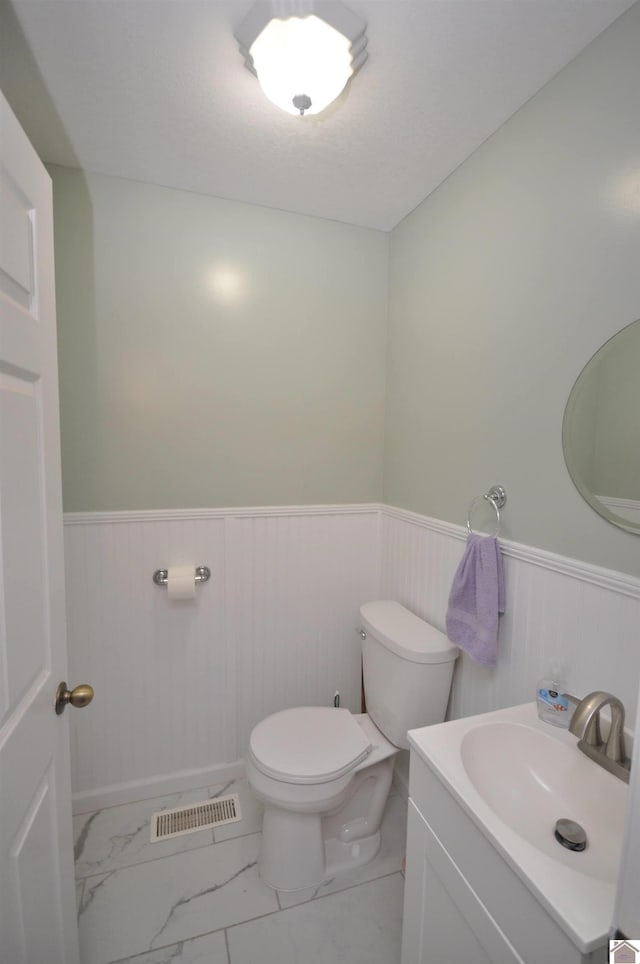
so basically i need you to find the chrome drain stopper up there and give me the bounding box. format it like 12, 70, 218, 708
554, 818, 587, 852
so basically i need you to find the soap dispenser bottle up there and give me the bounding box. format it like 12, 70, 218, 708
536, 663, 572, 728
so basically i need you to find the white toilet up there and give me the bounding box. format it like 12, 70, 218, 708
246, 600, 459, 892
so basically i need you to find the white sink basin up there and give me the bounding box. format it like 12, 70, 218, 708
408, 702, 630, 954
460, 719, 625, 882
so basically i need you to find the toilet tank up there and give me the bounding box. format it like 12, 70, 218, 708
360, 600, 458, 749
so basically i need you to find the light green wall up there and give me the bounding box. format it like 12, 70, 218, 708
384, 2, 640, 576
51, 2, 640, 575
51, 167, 388, 511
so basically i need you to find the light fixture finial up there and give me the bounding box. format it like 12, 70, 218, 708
292, 94, 312, 115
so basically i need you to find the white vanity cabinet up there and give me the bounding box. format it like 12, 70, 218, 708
401, 745, 608, 964
403, 798, 525, 964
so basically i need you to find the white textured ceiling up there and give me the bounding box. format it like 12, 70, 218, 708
0, 0, 635, 230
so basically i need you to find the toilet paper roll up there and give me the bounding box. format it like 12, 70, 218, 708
166, 566, 196, 600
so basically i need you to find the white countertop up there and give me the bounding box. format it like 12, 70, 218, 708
408, 701, 628, 953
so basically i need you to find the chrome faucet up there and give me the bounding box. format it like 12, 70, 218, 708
569, 690, 630, 783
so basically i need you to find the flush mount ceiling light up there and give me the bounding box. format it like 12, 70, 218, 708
235, 1, 368, 117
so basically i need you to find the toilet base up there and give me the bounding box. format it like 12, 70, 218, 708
323, 829, 381, 881
257, 754, 394, 892
259, 807, 325, 892
259, 820, 382, 893
249, 714, 397, 893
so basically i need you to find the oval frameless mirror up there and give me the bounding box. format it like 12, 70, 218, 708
563, 318, 640, 533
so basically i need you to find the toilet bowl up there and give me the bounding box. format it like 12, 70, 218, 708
246, 600, 458, 892
247, 708, 397, 890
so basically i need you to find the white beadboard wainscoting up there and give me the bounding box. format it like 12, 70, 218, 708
64, 503, 640, 812
64, 505, 380, 811
381, 506, 640, 727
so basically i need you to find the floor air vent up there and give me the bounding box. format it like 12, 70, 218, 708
150, 794, 242, 842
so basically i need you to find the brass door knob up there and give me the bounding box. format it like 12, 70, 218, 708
55, 681, 94, 715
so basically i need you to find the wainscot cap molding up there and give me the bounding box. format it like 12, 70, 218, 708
382, 504, 640, 601
63, 503, 384, 526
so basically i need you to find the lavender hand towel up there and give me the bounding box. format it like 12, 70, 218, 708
445, 533, 505, 666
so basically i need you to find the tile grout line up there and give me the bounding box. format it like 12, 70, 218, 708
75, 783, 261, 879
102, 904, 280, 964
78, 817, 267, 879
72, 781, 228, 817
272, 869, 405, 914
74, 832, 224, 881
210, 826, 264, 847
99, 870, 405, 964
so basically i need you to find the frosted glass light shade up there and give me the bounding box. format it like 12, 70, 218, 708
250, 15, 353, 116
235, 2, 368, 118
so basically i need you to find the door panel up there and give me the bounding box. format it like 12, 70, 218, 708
0, 90, 79, 964
0, 374, 48, 715
0, 168, 35, 308
9, 771, 62, 964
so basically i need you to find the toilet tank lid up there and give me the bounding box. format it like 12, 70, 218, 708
360, 601, 458, 665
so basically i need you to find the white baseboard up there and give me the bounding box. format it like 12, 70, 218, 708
72, 759, 245, 814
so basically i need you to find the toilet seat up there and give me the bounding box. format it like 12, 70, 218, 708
249, 707, 373, 785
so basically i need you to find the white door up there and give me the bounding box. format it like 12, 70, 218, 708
0, 91, 81, 964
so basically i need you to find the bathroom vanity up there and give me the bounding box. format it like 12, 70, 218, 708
401, 703, 627, 964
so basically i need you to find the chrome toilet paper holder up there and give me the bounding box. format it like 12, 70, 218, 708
153, 566, 211, 587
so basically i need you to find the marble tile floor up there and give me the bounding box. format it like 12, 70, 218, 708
74, 776, 407, 964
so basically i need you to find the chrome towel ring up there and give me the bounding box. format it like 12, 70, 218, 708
466, 485, 507, 537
